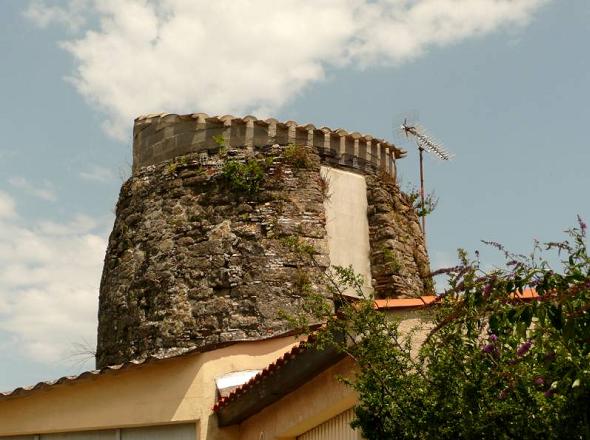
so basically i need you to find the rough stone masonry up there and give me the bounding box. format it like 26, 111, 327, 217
96, 114, 431, 368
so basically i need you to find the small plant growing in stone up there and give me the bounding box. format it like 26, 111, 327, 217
293, 267, 313, 295
213, 134, 228, 157
165, 155, 194, 176
166, 161, 178, 175
284, 144, 313, 169
221, 159, 267, 195
405, 186, 438, 217
177, 155, 189, 166
319, 172, 331, 201
382, 247, 403, 274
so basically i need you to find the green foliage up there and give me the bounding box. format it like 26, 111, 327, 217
221, 159, 267, 194
405, 186, 439, 217
382, 246, 403, 274
282, 235, 317, 256
212, 134, 228, 157
166, 162, 178, 175
284, 144, 313, 169
289, 219, 590, 439
165, 154, 193, 175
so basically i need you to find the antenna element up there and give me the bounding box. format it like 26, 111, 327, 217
399, 119, 452, 245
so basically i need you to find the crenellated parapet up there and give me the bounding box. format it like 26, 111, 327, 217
133, 113, 406, 176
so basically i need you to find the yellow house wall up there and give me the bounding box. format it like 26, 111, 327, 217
238, 357, 358, 440
0, 336, 298, 440
0, 308, 431, 440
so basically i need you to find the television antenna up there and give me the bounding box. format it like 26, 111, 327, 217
399, 118, 452, 244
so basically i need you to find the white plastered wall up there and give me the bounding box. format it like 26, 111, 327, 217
321, 166, 372, 297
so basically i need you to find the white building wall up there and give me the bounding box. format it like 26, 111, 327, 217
321, 166, 372, 297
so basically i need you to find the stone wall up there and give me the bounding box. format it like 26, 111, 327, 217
97, 146, 329, 368
366, 173, 433, 298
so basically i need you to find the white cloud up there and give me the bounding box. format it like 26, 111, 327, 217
26, 0, 548, 141
23, 0, 89, 32
8, 176, 57, 202
0, 196, 109, 364
0, 192, 16, 219
79, 165, 116, 183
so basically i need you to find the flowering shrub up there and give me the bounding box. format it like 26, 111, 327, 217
287, 217, 589, 439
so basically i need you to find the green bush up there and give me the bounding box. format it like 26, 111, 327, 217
284, 144, 313, 169
288, 218, 590, 439
221, 159, 267, 194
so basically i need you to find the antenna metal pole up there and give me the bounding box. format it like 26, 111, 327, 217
419, 146, 426, 244
400, 118, 450, 248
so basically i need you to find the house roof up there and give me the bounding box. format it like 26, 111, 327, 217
213, 336, 310, 413
0, 329, 304, 402
1, 355, 169, 400
213, 290, 542, 424
213, 337, 304, 412
1, 297, 435, 402
374, 295, 437, 309
214, 334, 347, 427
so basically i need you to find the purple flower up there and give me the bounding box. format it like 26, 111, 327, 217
489, 334, 498, 342
483, 283, 492, 296
534, 376, 544, 386
544, 389, 555, 398
483, 344, 495, 353
578, 215, 587, 234
517, 340, 532, 357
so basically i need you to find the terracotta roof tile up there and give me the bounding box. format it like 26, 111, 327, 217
213, 336, 313, 412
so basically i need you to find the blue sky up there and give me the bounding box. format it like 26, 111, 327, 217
0, 0, 588, 391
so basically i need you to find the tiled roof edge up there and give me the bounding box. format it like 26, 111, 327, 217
213, 335, 314, 412
0, 329, 306, 401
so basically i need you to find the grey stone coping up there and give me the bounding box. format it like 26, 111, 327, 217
132, 112, 406, 173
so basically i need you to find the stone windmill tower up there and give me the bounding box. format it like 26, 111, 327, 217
96, 113, 431, 369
